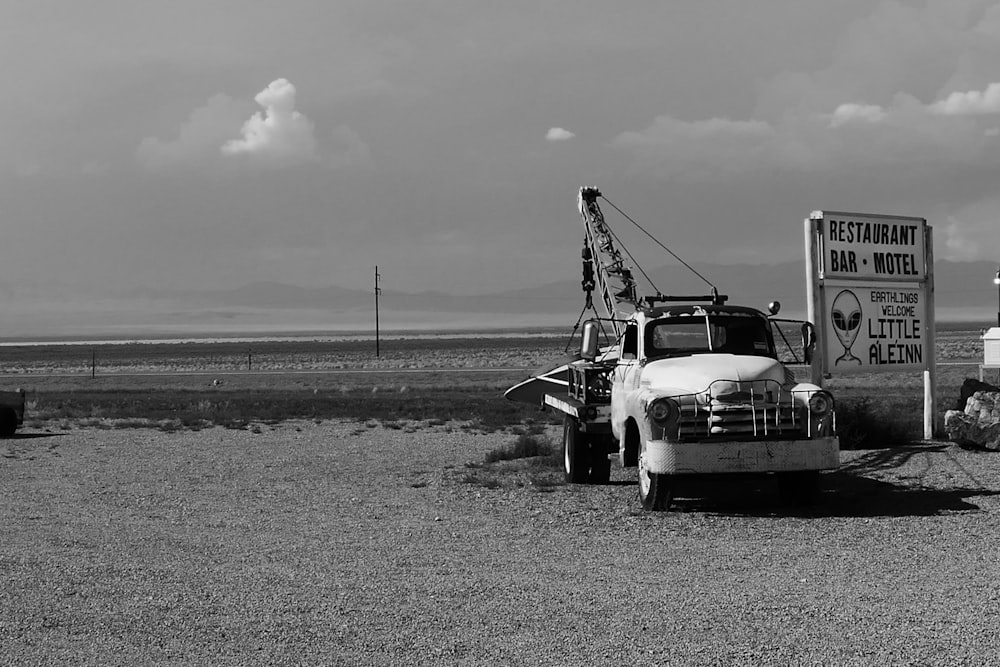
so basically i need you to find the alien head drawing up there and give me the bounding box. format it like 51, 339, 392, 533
831, 289, 863, 365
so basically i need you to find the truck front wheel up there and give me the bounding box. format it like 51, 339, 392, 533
638, 455, 673, 511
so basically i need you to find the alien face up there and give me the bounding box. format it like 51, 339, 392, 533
831, 290, 862, 350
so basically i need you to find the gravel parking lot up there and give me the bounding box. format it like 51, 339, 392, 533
3, 422, 1000, 666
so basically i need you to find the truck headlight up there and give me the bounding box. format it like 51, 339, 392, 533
808, 392, 833, 416
648, 398, 679, 424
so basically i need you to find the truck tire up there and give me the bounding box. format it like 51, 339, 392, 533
777, 471, 821, 506
0, 406, 17, 437
563, 416, 591, 483
638, 454, 672, 511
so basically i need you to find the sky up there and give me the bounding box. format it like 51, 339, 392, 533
2, 0, 1000, 333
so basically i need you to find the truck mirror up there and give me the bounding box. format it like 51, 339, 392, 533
768, 301, 781, 316
581, 320, 599, 361
801, 322, 816, 364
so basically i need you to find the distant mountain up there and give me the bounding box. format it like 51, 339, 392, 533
443, 259, 1000, 316
140, 260, 1000, 320
3, 259, 996, 340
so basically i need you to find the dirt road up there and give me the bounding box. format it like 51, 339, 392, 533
3, 422, 1000, 665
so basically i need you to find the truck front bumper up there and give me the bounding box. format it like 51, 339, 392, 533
644, 437, 840, 475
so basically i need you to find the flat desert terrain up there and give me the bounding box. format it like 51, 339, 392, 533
4, 419, 1000, 666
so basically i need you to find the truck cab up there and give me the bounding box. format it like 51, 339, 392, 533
608, 304, 838, 509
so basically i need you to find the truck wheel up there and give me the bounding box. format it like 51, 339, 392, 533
563, 416, 591, 483
638, 455, 672, 511
777, 471, 821, 506
0, 406, 17, 437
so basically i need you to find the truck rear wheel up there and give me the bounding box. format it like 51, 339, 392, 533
563, 416, 591, 483
0, 406, 17, 437
638, 455, 672, 511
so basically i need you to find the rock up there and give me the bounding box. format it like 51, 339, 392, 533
944, 391, 1000, 450
954, 378, 1000, 411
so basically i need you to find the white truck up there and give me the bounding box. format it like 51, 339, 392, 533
507, 187, 839, 510
0, 389, 26, 437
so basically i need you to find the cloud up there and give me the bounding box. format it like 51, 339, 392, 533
545, 127, 575, 142
137, 93, 248, 169
138, 79, 367, 171
614, 77, 1000, 183
928, 82, 1000, 116
828, 103, 887, 127
824, 82, 1000, 126
221, 78, 318, 167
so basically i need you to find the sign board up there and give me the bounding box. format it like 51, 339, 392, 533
805, 210, 936, 437
821, 212, 926, 282
822, 282, 926, 373
809, 210, 932, 377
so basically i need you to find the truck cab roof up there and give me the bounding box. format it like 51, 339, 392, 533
637, 304, 767, 320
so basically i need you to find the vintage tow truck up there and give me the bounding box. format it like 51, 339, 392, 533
506, 188, 840, 510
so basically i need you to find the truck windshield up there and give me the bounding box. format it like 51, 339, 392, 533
646, 315, 774, 358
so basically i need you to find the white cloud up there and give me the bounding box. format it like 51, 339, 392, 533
828, 103, 887, 127
928, 82, 1000, 116
545, 127, 575, 142
137, 94, 247, 169
138, 79, 367, 172
221, 78, 318, 167
615, 76, 1000, 183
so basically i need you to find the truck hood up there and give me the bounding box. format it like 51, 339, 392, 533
639, 354, 789, 396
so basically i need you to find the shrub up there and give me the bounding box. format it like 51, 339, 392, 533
484, 433, 559, 465
25, 385, 562, 432
836, 397, 915, 449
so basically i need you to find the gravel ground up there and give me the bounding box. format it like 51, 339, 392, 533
3, 422, 1000, 666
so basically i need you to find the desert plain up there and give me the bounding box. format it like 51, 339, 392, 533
2, 327, 1000, 665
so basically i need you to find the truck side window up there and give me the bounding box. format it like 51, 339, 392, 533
622, 324, 638, 359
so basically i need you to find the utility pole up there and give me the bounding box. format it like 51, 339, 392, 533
374, 265, 382, 357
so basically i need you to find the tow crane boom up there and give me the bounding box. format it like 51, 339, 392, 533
577, 187, 637, 341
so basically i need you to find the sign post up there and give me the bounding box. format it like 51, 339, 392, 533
805, 211, 936, 439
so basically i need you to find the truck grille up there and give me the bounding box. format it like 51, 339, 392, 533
675, 379, 803, 442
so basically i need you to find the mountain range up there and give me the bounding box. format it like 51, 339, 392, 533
148, 259, 1000, 321
3, 259, 996, 340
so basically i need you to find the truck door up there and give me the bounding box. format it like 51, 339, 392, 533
611, 321, 641, 437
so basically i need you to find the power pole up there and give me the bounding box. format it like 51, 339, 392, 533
374, 266, 382, 357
